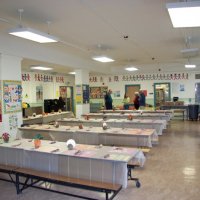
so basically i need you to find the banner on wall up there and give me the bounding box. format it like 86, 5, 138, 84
3, 80, 22, 113
89, 73, 189, 83
36, 86, 43, 102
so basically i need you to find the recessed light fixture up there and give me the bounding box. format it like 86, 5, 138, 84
125, 67, 138, 71
68, 72, 76, 75
30, 66, 53, 71
9, 27, 59, 43
166, 1, 200, 28
92, 56, 114, 63
185, 64, 196, 68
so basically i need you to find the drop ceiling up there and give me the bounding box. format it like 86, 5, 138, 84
1, 0, 200, 74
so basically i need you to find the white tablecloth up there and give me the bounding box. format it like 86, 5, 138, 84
19, 125, 158, 148
0, 139, 145, 188
23, 111, 74, 125
100, 110, 174, 118
83, 113, 170, 122
58, 118, 166, 135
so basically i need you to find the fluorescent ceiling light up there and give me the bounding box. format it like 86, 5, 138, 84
125, 67, 138, 71
9, 27, 58, 43
185, 64, 196, 68
30, 66, 53, 71
92, 56, 114, 63
166, 1, 200, 28
68, 72, 76, 75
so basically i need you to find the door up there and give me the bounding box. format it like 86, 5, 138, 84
59, 86, 74, 112
195, 83, 200, 103
125, 85, 140, 102
154, 83, 171, 108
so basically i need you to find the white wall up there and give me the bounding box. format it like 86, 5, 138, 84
89, 72, 199, 105
22, 72, 75, 105
0, 54, 23, 137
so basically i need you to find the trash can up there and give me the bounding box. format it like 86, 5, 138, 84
188, 104, 199, 120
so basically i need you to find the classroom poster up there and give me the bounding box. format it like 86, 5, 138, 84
76, 85, 82, 104
3, 80, 22, 113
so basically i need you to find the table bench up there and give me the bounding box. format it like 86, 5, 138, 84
0, 164, 122, 200
173, 109, 185, 120
0, 164, 17, 183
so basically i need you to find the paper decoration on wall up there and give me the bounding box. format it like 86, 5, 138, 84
9, 114, 18, 130
34, 74, 53, 82
36, 86, 43, 102
0, 80, 2, 122
89, 77, 98, 82
56, 76, 64, 83
114, 76, 119, 82
121, 73, 189, 81
90, 73, 189, 83
22, 73, 30, 81
90, 86, 108, 99
3, 80, 22, 113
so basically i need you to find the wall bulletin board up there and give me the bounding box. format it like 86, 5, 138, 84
90, 86, 108, 99
3, 80, 22, 113
82, 84, 89, 104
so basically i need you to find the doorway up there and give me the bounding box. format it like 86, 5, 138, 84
59, 86, 74, 112
154, 83, 171, 108
125, 84, 141, 102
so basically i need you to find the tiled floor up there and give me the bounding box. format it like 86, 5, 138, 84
1, 120, 200, 200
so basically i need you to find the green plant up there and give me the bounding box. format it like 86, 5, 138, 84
34, 134, 43, 140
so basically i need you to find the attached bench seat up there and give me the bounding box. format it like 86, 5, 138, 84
0, 164, 18, 183
1, 165, 122, 200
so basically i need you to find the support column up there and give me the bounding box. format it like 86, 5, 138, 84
75, 69, 89, 118
0, 53, 22, 138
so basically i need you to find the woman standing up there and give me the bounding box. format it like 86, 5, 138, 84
123, 93, 130, 110
104, 89, 113, 110
133, 92, 140, 110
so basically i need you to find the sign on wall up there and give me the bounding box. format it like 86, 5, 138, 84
3, 80, 22, 113
76, 85, 82, 104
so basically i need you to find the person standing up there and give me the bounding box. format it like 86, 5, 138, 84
139, 90, 146, 110
133, 92, 140, 110
123, 93, 130, 110
58, 96, 65, 111
104, 89, 113, 110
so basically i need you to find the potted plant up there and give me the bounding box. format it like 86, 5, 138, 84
33, 134, 43, 148
85, 115, 90, 120
2, 132, 10, 143
78, 124, 83, 129
128, 114, 133, 120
